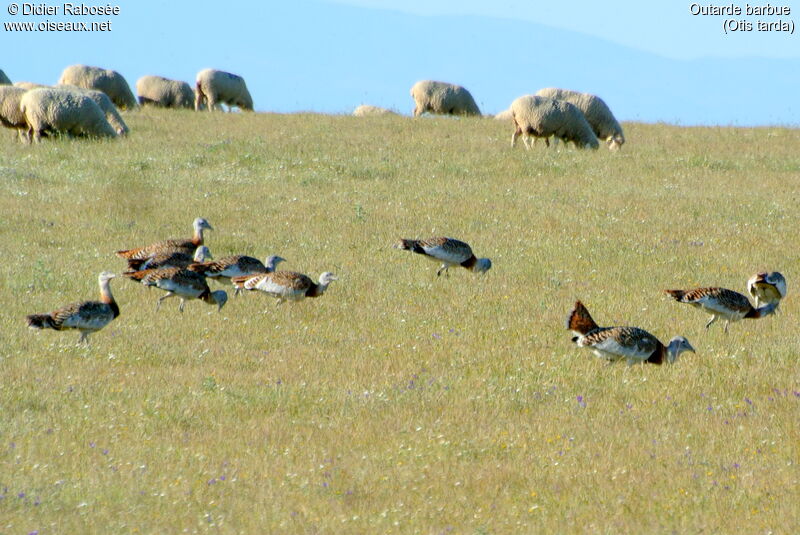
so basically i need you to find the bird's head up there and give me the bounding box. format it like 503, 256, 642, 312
667, 336, 695, 363
474, 258, 492, 274
318, 272, 338, 286
98, 271, 117, 284
194, 218, 214, 232
210, 290, 228, 311
265, 255, 286, 271
195, 246, 212, 262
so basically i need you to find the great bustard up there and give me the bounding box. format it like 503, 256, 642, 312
746, 271, 786, 309
566, 300, 695, 365
25, 271, 120, 344
231, 271, 337, 304
115, 217, 213, 262
123, 267, 227, 312
663, 286, 779, 333
189, 254, 285, 294
394, 237, 491, 276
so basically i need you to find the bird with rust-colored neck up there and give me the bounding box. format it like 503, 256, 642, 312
664, 286, 779, 333
747, 271, 786, 309
116, 217, 213, 262
566, 300, 694, 365
26, 271, 120, 344
394, 237, 491, 276
231, 271, 337, 304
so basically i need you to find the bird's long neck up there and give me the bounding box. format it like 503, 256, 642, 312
192, 226, 205, 246
460, 255, 478, 270
745, 301, 778, 319
647, 342, 667, 365
307, 281, 330, 298
100, 279, 120, 318
664, 340, 685, 364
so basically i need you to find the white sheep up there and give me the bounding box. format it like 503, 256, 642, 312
353, 105, 397, 117
13, 81, 46, 90
20, 87, 118, 142
136, 75, 195, 109
0, 69, 11, 85
410, 80, 481, 117
194, 69, 253, 112
510, 95, 599, 150
534, 87, 624, 150
59, 85, 129, 136
57, 64, 138, 110
0, 86, 30, 141
494, 108, 513, 121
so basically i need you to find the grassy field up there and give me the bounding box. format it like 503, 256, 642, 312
1, 109, 798, 534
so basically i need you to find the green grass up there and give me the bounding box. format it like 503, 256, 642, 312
1, 110, 799, 533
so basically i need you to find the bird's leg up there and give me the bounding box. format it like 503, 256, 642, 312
78, 331, 88, 345
437, 264, 445, 277
724, 320, 730, 334
179, 299, 186, 313
156, 292, 174, 311
705, 315, 717, 329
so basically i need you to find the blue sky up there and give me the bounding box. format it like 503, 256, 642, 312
2, 0, 799, 124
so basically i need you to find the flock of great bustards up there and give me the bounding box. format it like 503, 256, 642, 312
25, 217, 786, 364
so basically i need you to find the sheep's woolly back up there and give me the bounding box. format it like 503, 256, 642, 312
195, 69, 253, 111
57, 64, 137, 110
136, 75, 194, 109
510, 95, 599, 150
14, 81, 46, 90
494, 109, 513, 121
0, 86, 28, 131
353, 105, 397, 117
410, 80, 481, 117
58, 85, 129, 135
20, 87, 118, 141
535, 87, 624, 149
0, 69, 11, 85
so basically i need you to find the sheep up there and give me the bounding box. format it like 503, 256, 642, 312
194, 69, 253, 112
353, 104, 397, 117
510, 95, 599, 150
0, 69, 11, 85
494, 109, 513, 121
20, 87, 118, 142
57, 64, 137, 110
534, 88, 624, 150
0, 86, 30, 141
410, 80, 481, 117
13, 81, 46, 90
136, 75, 195, 109
59, 86, 129, 136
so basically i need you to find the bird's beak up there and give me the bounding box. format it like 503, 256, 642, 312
687, 343, 696, 353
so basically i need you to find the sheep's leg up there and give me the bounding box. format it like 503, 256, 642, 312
511, 128, 521, 148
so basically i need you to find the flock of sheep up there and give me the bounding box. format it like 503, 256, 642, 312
0, 65, 624, 151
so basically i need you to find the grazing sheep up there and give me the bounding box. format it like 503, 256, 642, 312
353, 105, 397, 117
14, 81, 46, 90
57, 64, 137, 110
194, 69, 253, 112
0, 70, 12, 85
494, 109, 513, 121
410, 80, 481, 117
59, 85, 129, 135
136, 75, 195, 109
0, 86, 30, 141
20, 87, 118, 142
534, 88, 624, 150
510, 95, 599, 150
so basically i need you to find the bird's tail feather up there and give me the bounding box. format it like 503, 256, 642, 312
26, 313, 55, 330
663, 289, 687, 301
566, 301, 599, 336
